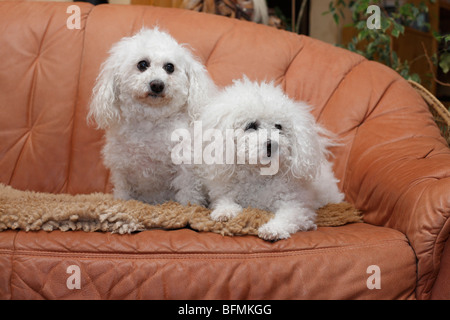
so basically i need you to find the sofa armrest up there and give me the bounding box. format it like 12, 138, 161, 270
337, 62, 450, 299
431, 236, 450, 299
348, 144, 449, 299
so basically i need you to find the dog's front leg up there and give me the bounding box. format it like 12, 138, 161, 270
209, 196, 243, 222
258, 202, 317, 241
110, 170, 134, 201
173, 167, 207, 206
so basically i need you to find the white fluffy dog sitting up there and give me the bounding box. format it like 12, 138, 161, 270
198, 78, 344, 240
88, 28, 215, 205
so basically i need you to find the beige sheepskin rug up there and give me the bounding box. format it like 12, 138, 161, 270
0, 184, 362, 237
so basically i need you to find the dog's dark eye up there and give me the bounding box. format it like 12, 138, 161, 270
245, 121, 258, 131
163, 63, 175, 74
275, 124, 282, 130
137, 60, 149, 72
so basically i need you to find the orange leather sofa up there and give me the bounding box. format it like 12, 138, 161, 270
0, 1, 449, 300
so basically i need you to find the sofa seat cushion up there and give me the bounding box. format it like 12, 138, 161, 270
0, 223, 416, 299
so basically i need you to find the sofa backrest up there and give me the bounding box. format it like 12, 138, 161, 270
0, 1, 438, 196
0, 2, 92, 194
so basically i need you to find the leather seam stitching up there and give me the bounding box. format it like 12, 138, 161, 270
0, 239, 409, 260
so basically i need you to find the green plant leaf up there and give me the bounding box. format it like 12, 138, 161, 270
358, 28, 369, 41
333, 13, 340, 24
391, 22, 405, 38
439, 52, 450, 74
391, 51, 399, 68
355, 20, 366, 30
409, 73, 422, 83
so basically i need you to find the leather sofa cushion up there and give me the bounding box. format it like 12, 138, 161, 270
0, 223, 416, 299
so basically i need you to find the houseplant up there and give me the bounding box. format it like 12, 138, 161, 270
325, 0, 450, 85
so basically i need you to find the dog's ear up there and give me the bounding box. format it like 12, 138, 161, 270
87, 56, 120, 129
287, 103, 329, 180
185, 54, 217, 120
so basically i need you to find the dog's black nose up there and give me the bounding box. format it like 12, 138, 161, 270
266, 140, 272, 158
150, 80, 165, 94
265, 139, 278, 158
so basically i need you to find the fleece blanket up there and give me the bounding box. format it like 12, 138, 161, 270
0, 184, 363, 238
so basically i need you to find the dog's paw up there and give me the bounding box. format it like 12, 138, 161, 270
210, 203, 243, 222
297, 219, 317, 232
258, 222, 292, 241
258, 219, 317, 241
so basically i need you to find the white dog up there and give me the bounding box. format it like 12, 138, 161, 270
88, 28, 216, 205
198, 78, 344, 240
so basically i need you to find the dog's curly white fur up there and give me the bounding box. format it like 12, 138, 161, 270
198, 78, 344, 240
88, 28, 215, 205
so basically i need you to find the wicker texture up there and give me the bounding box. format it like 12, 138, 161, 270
409, 80, 450, 145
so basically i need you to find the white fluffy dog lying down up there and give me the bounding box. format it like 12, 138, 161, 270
88, 28, 216, 205
198, 78, 344, 240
